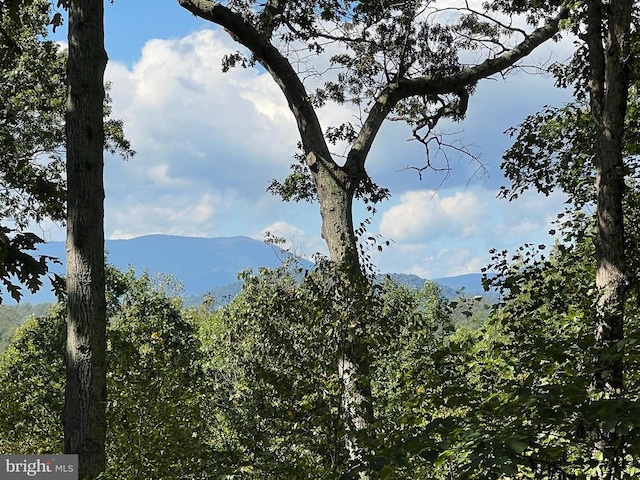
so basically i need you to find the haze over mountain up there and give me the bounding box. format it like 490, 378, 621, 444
9, 235, 487, 305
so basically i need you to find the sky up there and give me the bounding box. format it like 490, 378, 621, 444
45, 0, 575, 280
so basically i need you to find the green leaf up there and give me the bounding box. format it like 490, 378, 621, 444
505, 436, 528, 455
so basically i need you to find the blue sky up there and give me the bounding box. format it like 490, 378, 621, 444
46, 1, 574, 279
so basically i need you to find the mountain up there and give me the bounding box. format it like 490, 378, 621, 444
8, 235, 312, 305
6, 235, 489, 305
433, 273, 491, 298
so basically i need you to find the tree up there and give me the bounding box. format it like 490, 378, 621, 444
427, 194, 640, 478
105, 269, 208, 479
176, 1, 568, 471
582, 0, 634, 399
499, 1, 639, 475
0, 305, 66, 455
0, 267, 210, 478
63, 0, 109, 476
0, 0, 132, 304
195, 261, 453, 478
0, 0, 66, 303
178, 0, 567, 272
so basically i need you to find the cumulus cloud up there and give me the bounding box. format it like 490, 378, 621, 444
371, 187, 566, 278
105, 29, 299, 189
108, 193, 220, 240
101, 29, 310, 242
379, 190, 489, 242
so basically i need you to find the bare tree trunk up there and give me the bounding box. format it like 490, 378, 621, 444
63, 0, 108, 477
307, 152, 360, 271
585, 1, 633, 476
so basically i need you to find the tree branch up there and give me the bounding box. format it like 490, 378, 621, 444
344, 5, 568, 173
180, 0, 568, 183
178, 0, 333, 163
397, 6, 569, 97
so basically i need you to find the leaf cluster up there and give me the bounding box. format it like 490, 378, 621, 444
0, 267, 211, 478
0, 227, 61, 304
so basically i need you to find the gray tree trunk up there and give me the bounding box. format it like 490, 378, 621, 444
586, 0, 631, 397
585, 0, 633, 476
307, 152, 360, 270
63, 0, 108, 477
307, 151, 375, 477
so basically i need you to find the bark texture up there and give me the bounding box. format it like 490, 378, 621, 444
585, 0, 632, 394
584, 1, 633, 477
63, 0, 108, 477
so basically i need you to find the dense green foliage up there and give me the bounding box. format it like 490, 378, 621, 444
0, 269, 209, 477
193, 261, 454, 478
433, 235, 640, 478
0, 264, 463, 478
0, 304, 65, 454
0, 302, 52, 352
0, 245, 638, 479
0, 0, 66, 303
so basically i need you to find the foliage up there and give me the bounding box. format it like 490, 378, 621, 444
179, 0, 567, 280
194, 260, 455, 478
426, 208, 640, 479
0, 267, 210, 478
0, 0, 66, 229
466, 5, 640, 476
104, 268, 208, 479
0, 304, 66, 454
0, 301, 52, 352
243, 0, 566, 203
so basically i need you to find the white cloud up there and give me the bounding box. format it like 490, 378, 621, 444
102, 29, 311, 243
371, 187, 566, 277
107, 193, 221, 240
379, 190, 488, 242
105, 29, 298, 180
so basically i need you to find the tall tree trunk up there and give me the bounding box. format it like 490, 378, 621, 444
308, 151, 374, 477
64, 0, 108, 477
585, 0, 633, 476
586, 0, 631, 396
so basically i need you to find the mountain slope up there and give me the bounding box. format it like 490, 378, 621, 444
10, 235, 311, 304
7, 235, 487, 304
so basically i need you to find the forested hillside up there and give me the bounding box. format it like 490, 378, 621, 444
0, 303, 52, 352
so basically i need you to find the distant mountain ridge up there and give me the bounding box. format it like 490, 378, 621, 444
8, 235, 488, 305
